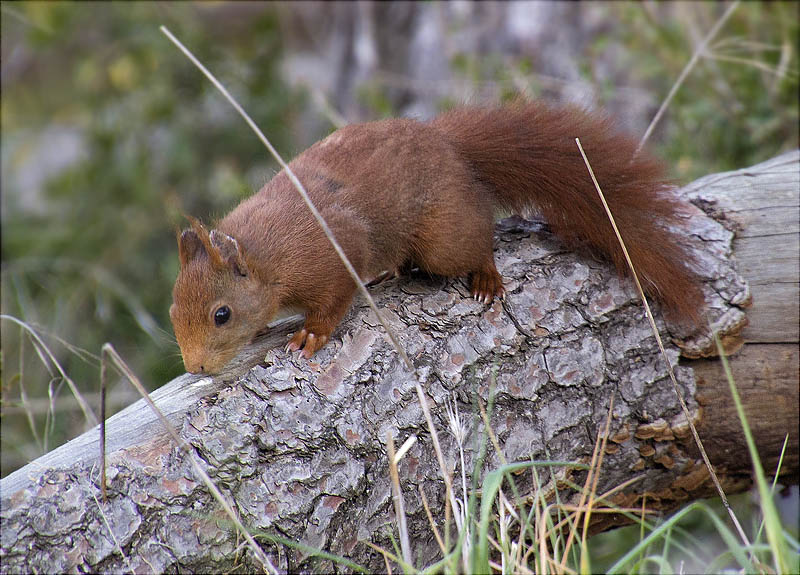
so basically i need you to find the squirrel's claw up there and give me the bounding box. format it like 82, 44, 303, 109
365, 268, 400, 287
470, 268, 505, 305
287, 328, 329, 358
286, 328, 308, 353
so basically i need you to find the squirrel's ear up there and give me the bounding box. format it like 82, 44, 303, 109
209, 229, 249, 277
178, 229, 206, 268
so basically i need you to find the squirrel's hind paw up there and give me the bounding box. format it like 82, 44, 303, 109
470, 267, 505, 304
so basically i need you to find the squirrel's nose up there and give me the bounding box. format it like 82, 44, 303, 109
183, 358, 205, 374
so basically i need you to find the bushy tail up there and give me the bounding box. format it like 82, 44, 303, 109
431, 100, 703, 322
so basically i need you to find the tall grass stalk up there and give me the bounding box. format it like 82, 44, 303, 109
575, 138, 752, 552
1, 314, 98, 427
714, 334, 795, 574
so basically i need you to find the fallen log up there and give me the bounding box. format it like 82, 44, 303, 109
1, 151, 797, 573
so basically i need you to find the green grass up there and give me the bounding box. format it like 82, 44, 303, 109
371, 368, 797, 574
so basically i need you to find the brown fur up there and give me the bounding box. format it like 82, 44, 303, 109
171, 101, 704, 374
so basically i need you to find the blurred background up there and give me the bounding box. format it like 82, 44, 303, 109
1, 1, 797, 488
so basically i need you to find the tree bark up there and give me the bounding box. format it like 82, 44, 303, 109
682, 150, 799, 486
1, 151, 797, 574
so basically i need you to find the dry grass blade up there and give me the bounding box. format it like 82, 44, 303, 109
384, 553, 393, 575
1, 314, 98, 427
444, 394, 469, 514
706, 53, 799, 79
635, 0, 740, 155
412, 382, 459, 516
579, 395, 615, 572
554, 398, 612, 570
478, 395, 507, 467
394, 435, 417, 463
550, 556, 578, 575
359, 539, 399, 574
478, 393, 545, 567
444, 477, 453, 556
15, 329, 42, 451
100, 351, 108, 502
575, 138, 752, 553
593, 473, 646, 503
158, 25, 417, 376
2, 390, 134, 416
386, 431, 413, 567
561, 505, 657, 516
537, 503, 552, 575
307, 84, 348, 129
640, 493, 648, 548
543, 486, 653, 542
90, 489, 134, 573
100, 343, 278, 575
418, 484, 447, 554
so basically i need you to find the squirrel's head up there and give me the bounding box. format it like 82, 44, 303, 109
170, 218, 278, 375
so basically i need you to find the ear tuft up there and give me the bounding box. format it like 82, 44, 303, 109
178, 228, 206, 268
209, 229, 249, 277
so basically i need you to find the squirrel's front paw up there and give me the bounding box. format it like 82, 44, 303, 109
286, 328, 329, 358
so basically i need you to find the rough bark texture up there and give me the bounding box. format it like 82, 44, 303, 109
1, 152, 797, 573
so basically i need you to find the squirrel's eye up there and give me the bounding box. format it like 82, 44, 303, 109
214, 305, 231, 326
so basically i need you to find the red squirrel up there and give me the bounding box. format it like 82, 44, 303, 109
170, 101, 703, 374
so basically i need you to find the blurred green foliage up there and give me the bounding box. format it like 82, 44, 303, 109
610, 2, 799, 180
440, 2, 798, 181
1, 2, 297, 472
